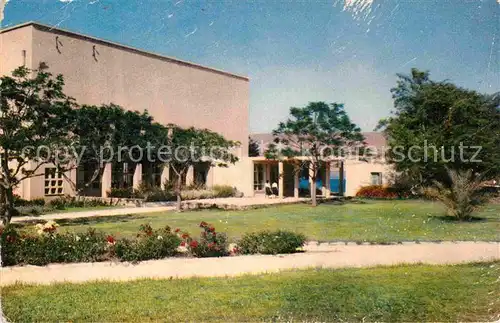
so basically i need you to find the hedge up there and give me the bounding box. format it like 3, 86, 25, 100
0, 222, 307, 266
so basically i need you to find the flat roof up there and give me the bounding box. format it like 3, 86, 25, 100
1, 21, 249, 81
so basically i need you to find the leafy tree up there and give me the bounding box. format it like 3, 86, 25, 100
378, 68, 500, 218
56, 104, 157, 196
266, 102, 365, 206
248, 136, 260, 157
162, 126, 239, 211
0, 65, 75, 224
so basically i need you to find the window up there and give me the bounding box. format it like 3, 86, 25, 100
370, 172, 382, 185
254, 164, 264, 190
44, 168, 64, 196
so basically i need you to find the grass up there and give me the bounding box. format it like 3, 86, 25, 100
2, 262, 499, 322
39, 200, 500, 242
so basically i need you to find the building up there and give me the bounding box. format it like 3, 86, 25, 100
250, 132, 392, 197
1, 21, 252, 199
1, 21, 390, 200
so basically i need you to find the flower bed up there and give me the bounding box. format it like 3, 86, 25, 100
0, 221, 306, 267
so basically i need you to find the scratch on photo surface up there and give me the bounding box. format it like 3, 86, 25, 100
400, 57, 417, 68
185, 26, 198, 38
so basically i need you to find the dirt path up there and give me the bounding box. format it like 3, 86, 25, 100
11, 206, 175, 223
1, 242, 498, 286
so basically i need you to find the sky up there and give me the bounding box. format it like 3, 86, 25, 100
2, 0, 499, 133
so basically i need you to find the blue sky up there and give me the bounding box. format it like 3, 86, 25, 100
2, 0, 499, 133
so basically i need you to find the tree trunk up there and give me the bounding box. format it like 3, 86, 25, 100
176, 175, 182, 211
2, 187, 16, 225
0, 150, 17, 224
0, 186, 7, 225
310, 178, 317, 207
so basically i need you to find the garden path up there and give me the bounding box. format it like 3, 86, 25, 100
1, 242, 498, 285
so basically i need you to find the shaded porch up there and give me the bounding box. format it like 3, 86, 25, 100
251, 158, 345, 198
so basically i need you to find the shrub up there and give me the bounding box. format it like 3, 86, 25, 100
16, 205, 46, 216
48, 196, 110, 209
144, 189, 174, 202
108, 187, 134, 198
181, 189, 214, 200
423, 169, 490, 220
212, 185, 236, 198
162, 179, 176, 191
1, 225, 109, 266
113, 224, 180, 262
1, 222, 180, 266
355, 185, 398, 199
185, 182, 207, 190
238, 230, 306, 255
179, 222, 229, 257
0, 225, 19, 266
48, 196, 75, 209
134, 184, 174, 202
136, 184, 237, 202
13, 195, 45, 207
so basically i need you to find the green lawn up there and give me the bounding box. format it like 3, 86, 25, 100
46, 200, 500, 242
3, 262, 499, 322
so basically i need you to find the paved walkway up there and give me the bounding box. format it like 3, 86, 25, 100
1, 242, 498, 286
12, 206, 175, 223
12, 197, 308, 223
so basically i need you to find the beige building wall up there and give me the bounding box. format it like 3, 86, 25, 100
344, 159, 393, 196
1, 22, 251, 199
0, 25, 33, 74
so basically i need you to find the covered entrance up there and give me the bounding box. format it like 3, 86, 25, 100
251, 158, 344, 198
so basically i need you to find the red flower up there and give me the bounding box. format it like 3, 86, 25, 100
174, 228, 180, 233
180, 241, 186, 247
207, 242, 215, 249
106, 235, 115, 244
199, 221, 208, 228
208, 226, 215, 233
189, 240, 199, 248
43, 227, 56, 233
181, 233, 190, 239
